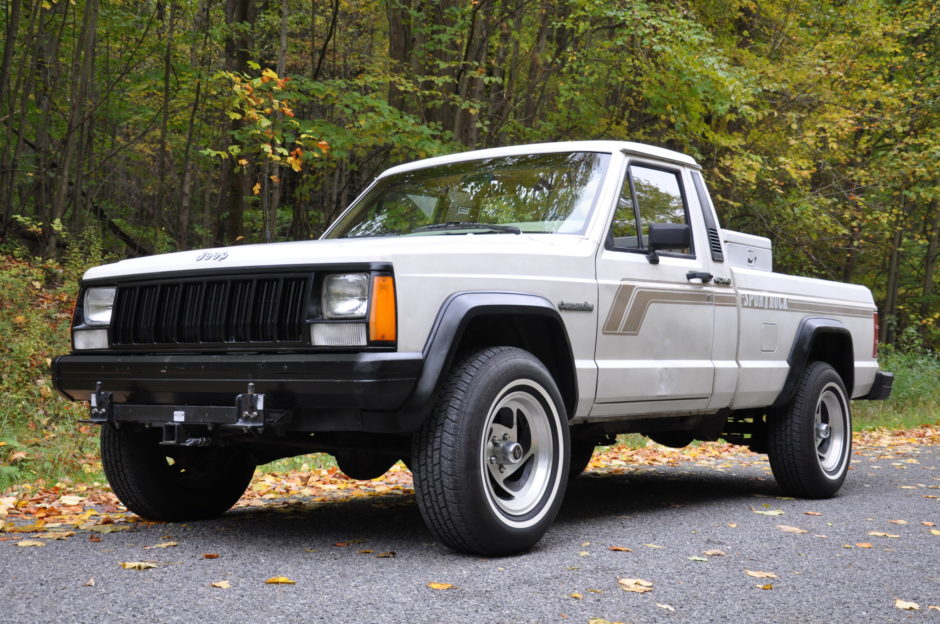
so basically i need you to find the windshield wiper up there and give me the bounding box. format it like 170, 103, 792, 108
412, 221, 521, 235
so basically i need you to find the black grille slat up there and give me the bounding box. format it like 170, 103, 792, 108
110, 274, 311, 348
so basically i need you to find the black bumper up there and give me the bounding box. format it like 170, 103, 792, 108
53, 352, 424, 432
862, 370, 894, 401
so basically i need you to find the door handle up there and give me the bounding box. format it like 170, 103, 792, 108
686, 271, 713, 283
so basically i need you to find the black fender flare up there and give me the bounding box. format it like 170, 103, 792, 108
393, 291, 577, 431
771, 317, 854, 408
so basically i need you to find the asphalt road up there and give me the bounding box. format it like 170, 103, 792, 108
2, 442, 938, 624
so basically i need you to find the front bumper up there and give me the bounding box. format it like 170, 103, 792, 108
53, 352, 424, 432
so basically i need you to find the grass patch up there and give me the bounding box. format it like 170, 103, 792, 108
853, 346, 940, 431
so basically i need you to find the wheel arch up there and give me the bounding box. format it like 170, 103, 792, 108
772, 317, 854, 409
397, 292, 577, 430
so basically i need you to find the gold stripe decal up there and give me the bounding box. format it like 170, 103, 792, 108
603, 284, 712, 335
602, 283, 873, 337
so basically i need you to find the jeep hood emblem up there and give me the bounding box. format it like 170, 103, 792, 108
195, 251, 228, 262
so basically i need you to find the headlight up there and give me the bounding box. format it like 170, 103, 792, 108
322, 274, 369, 319
83, 287, 116, 325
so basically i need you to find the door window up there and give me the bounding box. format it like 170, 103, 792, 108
608, 164, 692, 256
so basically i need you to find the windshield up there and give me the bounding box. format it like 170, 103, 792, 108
325, 151, 611, 239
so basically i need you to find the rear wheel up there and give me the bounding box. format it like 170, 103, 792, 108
412, 347, 570, 556
101, 426, 255, 521
335, 451, 397, 480
568, 438, 596, 480
768, 362, 852, 498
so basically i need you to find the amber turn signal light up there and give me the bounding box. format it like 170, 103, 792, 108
369, 275, 397, 342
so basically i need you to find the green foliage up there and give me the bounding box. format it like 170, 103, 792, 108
854, 344, 940, 431
0, 256, 100, 490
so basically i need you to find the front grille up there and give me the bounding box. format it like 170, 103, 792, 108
111, 274, 311, 347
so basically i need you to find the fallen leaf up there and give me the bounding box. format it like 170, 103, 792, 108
617, 578, 653, 593
895, 599, 920, 611
210, 581, 231, 589
578, 551, 591, 557
146, 542, 178, 549
84, 578, 95, 587
35, 531, 74, 540
581, 541, 591, 547
376, 551, 396, 558
928, 606, 940, 611
888, 519, 907, 525
569, 593, 583, 600
753, 509, 784, 516
16, 540, 45, 547
120, 561, 157, 570
745, 570, 777, 579
930, 529, 940, 536
804, 511, 822, 516
777, 525, 808, 534
427, 582, 455, 590
88, 535, 102, 543
855, 543, 873, 549
728, 522, 738, 528
587, 589, 603, 594
923, 522, 936, 527
755, 584, 774, 590
656, 603, 676, 612
703, 550, 726, 556
688, 556, 708, 562
608, 546, 631, 552
868, 532, 900, 538
202, 553, 220, 559
265, 577, 296, 585
357, 549, 373, 554
643, 543, 664, 549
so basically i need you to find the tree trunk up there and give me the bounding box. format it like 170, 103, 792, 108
217, 0, 256, 244
48, 0, 98, 256
154, 0, 178, 241
920, 199, 939, 338
882, 205, 905, 345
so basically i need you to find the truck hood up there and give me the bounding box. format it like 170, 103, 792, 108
82, 234, 597, 282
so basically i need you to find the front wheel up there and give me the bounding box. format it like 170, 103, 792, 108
768, 362, 852, 498
412, 347, 570, 556
101, 426, 255, 521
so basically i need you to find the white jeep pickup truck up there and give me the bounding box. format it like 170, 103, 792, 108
54, 141, 893, 556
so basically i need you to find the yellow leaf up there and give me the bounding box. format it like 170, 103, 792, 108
745, 570, 777, 579
265, 577, 296, 585
210, 581, 231, 589
608, 546, 631, 552
930, 529, 940, 536
427, 582, 455, 590
755, 584, 774, 590
120, 562, 157, 570
895, 599, 920, 611
83, 578, 95, 587
777, 525, 808, 534
753, 509, 784, 516
146, 541, 178, 549
35, 531, 74, 540
59, 495, 85, 506
578, 551, 590, 557
252, 182, 262, 195
261, 68, 279, 81
703, 550, 726, 556
855, 543, 873, 549
868, 532, 900, 538
617, 578, 653, 593
15, 540, 45, 547
569, 593, 583, 600
888, 519, 907, 525
643, 544, 664, 549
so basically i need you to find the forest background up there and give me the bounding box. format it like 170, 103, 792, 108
0, 0, 937, 485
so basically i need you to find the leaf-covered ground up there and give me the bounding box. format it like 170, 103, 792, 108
3, 425, 937, 540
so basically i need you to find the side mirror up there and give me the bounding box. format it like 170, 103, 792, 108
646, 223, 691, 264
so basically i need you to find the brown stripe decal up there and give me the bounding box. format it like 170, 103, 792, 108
603, 284, 712, 335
